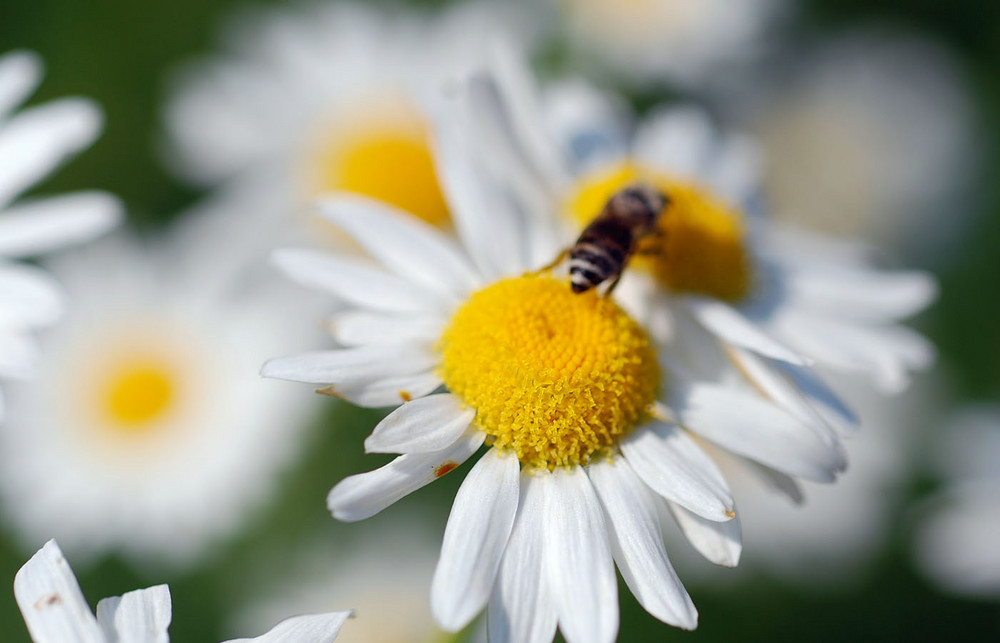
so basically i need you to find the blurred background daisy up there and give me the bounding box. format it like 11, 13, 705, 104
2, 0, 1000, 641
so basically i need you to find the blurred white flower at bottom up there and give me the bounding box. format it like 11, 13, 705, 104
0, 214, 323, 567
15, 539, 350, 643
229, 519, 469, 643
915, 406, 1000, 598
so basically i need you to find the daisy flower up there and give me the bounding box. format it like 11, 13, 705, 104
455, 47, 936, 409
914, 405, 1000, 598
163, 0, 531, 242
14, 539, 351, 642
0, 206, 322, 566
739, 28, 978, 265
0, 50, 121, 414
550, 0, 780, 88
262, 180, 847, 640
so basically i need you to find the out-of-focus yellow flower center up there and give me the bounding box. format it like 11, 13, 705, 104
567, 163, 752, 302
308, 99, 450, 227
438, 275, 659, 469
101, 362, 176, 430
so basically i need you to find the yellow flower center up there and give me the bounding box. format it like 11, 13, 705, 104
99, 361, 177, 430
437, 275, 659, 469
306, 97, 450, 226
567, 163, 752, 302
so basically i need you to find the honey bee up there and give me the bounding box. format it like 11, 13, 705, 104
564, 183, 669, 294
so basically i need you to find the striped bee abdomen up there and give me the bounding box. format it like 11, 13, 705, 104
569, 218, 633, 293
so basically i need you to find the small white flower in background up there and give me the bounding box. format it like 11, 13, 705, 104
261, 112, 847, 640
914, 406, 1000, 598
0, 50, 121, 416
739, 29, 978, 266
0, 205, 323, 566
14, 539, 351, 643
551, 0, 780, 88
230, 518, 470, 643
458, 47, 936, 403
162, 0, 532, 248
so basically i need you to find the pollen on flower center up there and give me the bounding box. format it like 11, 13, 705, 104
567, 163, 752, 302
101, 362, 176, 430
308, 99, 450, 226
437, 275, 659, 469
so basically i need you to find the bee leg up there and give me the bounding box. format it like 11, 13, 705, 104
529, 248, 569, 275
602, 273, 623, 296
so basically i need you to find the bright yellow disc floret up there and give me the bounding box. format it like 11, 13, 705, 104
437, 275, 659, 469
567, 163, 752, 302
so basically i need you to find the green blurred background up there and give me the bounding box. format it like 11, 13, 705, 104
2, 0, 999, 640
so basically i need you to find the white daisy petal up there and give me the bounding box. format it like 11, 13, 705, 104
784, 266, 938, 321
327, 311, 444, 346
621, 421, 735, 522
0, 50, 42, 119
320, 371, 443, 408
261, 343, 438, 385
544, 467, 618, 643
365, 394, 475, 454
666, 501, 742, 567
95, 585, 171, 643
685, 296, 809, 365
271, 249, 443, 314
0, 262, 64, 328
327, 430, 485, 522
724, 346, 843, 445
221, 612, 353, 643
317, 193, 481, 299
771, 311, 929, 393
778, 361, 860, 436
672, 383, 847, 482
488, 473, 558, 643
13, 540, 106, 643
0, 98, 102, 208
589, 459, 698, 630
432, 112, 525, 280
432, 448, 519, 631
744, 460, 805, 505
633, 106, 718, 180
0, 192, 123, 257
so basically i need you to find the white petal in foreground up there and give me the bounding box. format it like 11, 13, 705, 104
222, 612, 353, 643
0, 192, 122, 257
317, 194, 481, 300
261, 343, 438, 385
621, 421, 735, 521
318, 371, 443, 408
543, 467, 618, 643
685, 297, 809, 366
271, 249, 443, 314
0, 98, 102, 208
13, 540, 106, 643
95, 585, 171, 643
327, 311, 444, 347
589, 459, 698, 630
328, 430, 485, 522
432, 448, 519, 631
488, 473, 558, 643
672, 383, 847, 483
365, 394, 475, 454
667, 501, 742, 568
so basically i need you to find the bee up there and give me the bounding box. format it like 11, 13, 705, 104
565, 183, 669, 294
